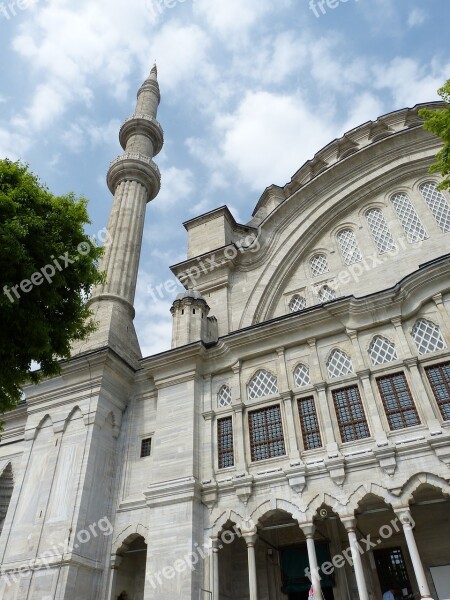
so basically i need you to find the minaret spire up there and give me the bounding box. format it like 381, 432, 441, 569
72, 66, 164, 363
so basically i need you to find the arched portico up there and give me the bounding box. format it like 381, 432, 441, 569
109, 532, 148, 600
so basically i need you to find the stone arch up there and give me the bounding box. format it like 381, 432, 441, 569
62, 406, 85, 432
249, 498, 305, 527
210, 508, 245, 538
398, 472, 450, 506
112, 523, 149, 556
0, 462, 14, 535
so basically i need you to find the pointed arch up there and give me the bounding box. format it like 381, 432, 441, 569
293, 363, 311, 388
112, 523, 149, 556
247, 369, 278, 400
411, 318, 446, 355
326, 348, 354, 379
368, 335, 398, 365
398, 472, 450, 506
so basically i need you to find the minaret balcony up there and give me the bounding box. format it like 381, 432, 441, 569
119, 114, 164, 156
107, 152, 161, 200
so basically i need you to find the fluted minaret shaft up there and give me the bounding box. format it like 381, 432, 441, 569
73, 65, 164, 363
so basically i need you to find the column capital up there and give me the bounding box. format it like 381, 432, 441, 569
280, 390, 293, 401
357, 369, 371, 381
404, 357, 419, 369
276, 346, 286, 357
299, 522, 315, 538
110, 554, 123, 569
341, 516, 357, 532
307, 338, 317, 348
391, 317, 403, 328
314, 382, 327, 393
231, 361, 241, 375
432, 293, 444, 307
346, 328, 358, 340
393, 507, 415, 528
211, 537, 221, 552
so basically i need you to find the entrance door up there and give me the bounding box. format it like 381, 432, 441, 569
280, 544, 335, 600
374, 547, 413, 598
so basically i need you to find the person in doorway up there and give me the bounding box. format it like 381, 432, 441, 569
383, 588, 396, 600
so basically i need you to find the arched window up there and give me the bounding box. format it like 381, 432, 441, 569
217, 385, 232, 408
310, 254, 329, 277
411, 319, 446, 355
369, 336, 398, 365
391, 193, 428, 243
294, 364, 311, 388
420, 181, 450, 233
337, 229, 362, 265
289, 295, 307, 312
247, 370, 278, 400
366, 208, 396, 253
318, 285, 336, 302
327, 349, 354, 379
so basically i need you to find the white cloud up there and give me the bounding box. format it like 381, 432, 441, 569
408, 8, 427, 28
216, 91, 334, 190
194, 0, 273, 36
154, 165, 195, 210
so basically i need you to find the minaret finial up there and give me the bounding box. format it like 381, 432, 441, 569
151, 62, 157, 76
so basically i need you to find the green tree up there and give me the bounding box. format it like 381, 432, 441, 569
0, 159, 105, 413
419, 79, 450, 191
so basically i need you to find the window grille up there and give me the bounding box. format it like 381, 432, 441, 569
391, 193, 428, 243
289, 295, 307, 312
294, 364, 311, 388
368, 336, 398, 365
298, 397, 322, 450
420, 182, 450, 233
377, 373, 420, 430
248, 405, 286, 461
217, 385, 232, 408
366, 209, 397, 253
217, 417, 234, 469
248, 370, 278, 400
310, 254, 329, 277
140, 438, 152, 458
411, 319, 446, 355
425, 362, 450, 421
327, 350, 354, 379
318, 285, 337, 303
337, 229, 363, 265
332, 386, 370, 442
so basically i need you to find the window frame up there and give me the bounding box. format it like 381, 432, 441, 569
376, 372, 421, 431
140, 437, 152, 459
425, 361, 450, 422
297, 396, 323, 450
331, 385, 371, 443
248, 404, 286, 462
217, 415, 235, 470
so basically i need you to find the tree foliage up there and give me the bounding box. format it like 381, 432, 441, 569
419, 79, 450, 191
0, 159, 104, 413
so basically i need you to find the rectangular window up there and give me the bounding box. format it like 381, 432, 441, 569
248, 405, 286, 462
298, 397, 322, 450
140, 437, 152, 458
332, 386, 370, 443
217, 417, 234, 469
425, 362, 450, 421
377, 373, 420, 430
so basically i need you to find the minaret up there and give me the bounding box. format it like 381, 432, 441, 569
73, 65, 164, 363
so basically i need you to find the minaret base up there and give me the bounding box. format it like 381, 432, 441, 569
71, 298, 142, 367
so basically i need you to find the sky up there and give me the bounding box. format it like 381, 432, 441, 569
1, 0, 450, 357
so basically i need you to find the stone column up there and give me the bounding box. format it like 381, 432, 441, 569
242, 528, 258, 600
432, 293, 450, 340
211, 538, 220, 600
299, 523, 323, 600
357, 370, 388, 444
231, 363, 248, 473
395, 509, 433, 600
276, 347, 300, 460
314, 383, 339, 456
404, 357, 441, 434
342, 518, 369, 600
107, 555, 122, 600
391, 317, 415, 357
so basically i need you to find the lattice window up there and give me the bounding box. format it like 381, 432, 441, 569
140, 438, 152, 458
289, 295, 307, 313
298, 397, 322, 450
248, 405, 286, 461
377, 373, 420, 430
391, 193, 428, 243
217, 385, 232, 408
332, 386, 370, 442
327, 350, 354, 379
366, 209, 397, 253
411, 319, 446, 355
337, 229, 363, 265
247, 370, 278, 400
420, 182, 450, 233
217, 417, 234, 469
368, 336, 398, 366
426, 362, 450, 421
318, 285, 337, 303
294, 364, 311, 388
310, 254, 329, 277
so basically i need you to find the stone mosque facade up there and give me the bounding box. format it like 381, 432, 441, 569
0, 66, 450, 600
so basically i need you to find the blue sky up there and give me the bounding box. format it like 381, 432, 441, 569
1, 0, 450, 356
